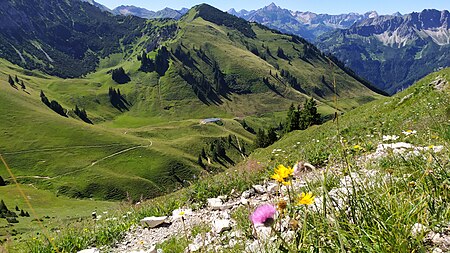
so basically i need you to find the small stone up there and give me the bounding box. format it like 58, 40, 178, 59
229, 230, 243, 238
252, 185, 266, 194
207, 198, 223, 210
77, 249, 99, 253
255, 226, 271, 240
213, 219, 231, 234
240, 197, 249, 205
430, 232, 442, 244
188, 243, 201, 252
220, 210, 230, 219
140, 216, 167, 228
432, 248, 443, 253
241, 189, 255, 199
266, 183, 278, 194
411, 223, 428, 237
245, 240, 260, 253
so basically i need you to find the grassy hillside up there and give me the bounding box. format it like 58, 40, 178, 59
0, 58, 254, 204
253, 67, 449, 166
0, 185, 116, 244
12, 68, 448, 253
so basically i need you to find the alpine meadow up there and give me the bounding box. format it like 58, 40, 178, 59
0, 1, 448, 252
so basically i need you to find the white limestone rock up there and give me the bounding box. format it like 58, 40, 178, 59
213, 219, 231, 234
140, 216, 167, 228
77, 249, 100, 253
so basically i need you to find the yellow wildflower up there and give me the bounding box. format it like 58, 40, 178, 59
271, 173, 285, 183
274, 165, 294, 178
297, 192, 315, 205
271, 164, 294, 185
353, 145, 362, 151
282, 180, 291, 186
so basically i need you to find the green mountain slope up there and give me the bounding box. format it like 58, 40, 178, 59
0, 0, 158, 78
0, 59, 253, 201
0, 3, 385, 203
253, 67, 449, 166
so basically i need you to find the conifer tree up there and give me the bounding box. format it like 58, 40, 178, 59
8, 75, 14, 87
299, 98, 321, 130
267, 127, 278, 144
285, 103, 299, 133
0, 200, 8, 213
201, 148, 206, 159
197, 155, 204, 168
255, 128, 268, 148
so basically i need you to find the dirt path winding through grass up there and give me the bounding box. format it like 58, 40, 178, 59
49, 141, 153, 179
2, 143, 128, 155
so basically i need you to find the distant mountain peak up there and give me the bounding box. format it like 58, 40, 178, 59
266, 2, 279, 10
366, 11, 379, 19
79, 0, 111, 12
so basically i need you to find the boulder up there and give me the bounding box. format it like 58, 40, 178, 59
212, 219, 231, 234
140, 216, 167, 228
207, 198, 223, 210
252, 185, 266, 194
77, 249, 99, 253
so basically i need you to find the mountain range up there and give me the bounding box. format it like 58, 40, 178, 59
92, 1, 450, 93
318, 9, 450, 93
112, 6, 189, 19
225, 3, 450, 94
227, 3, 380, 41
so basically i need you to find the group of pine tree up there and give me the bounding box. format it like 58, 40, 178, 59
197, 134, 247, 169
40, 91, 92, 123
7, 75, 26, 90
137, 46, 170, 76
255, 98, 321, 148
0, 199, 30, 224
0, 178, 29, 223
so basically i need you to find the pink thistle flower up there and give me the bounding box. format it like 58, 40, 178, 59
250, 204, 277, 226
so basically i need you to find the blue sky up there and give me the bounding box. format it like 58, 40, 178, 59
96, 0, 449, 14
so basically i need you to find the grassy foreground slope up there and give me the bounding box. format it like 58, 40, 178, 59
15, 68, 449, 253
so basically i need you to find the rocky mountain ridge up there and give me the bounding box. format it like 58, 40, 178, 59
345, 9, 450, 47
112, 6, 189, 20
227, 3, 380, 41
318, 9, 450, 93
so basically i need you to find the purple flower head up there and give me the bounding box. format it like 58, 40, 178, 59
250, 204, 277, 226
